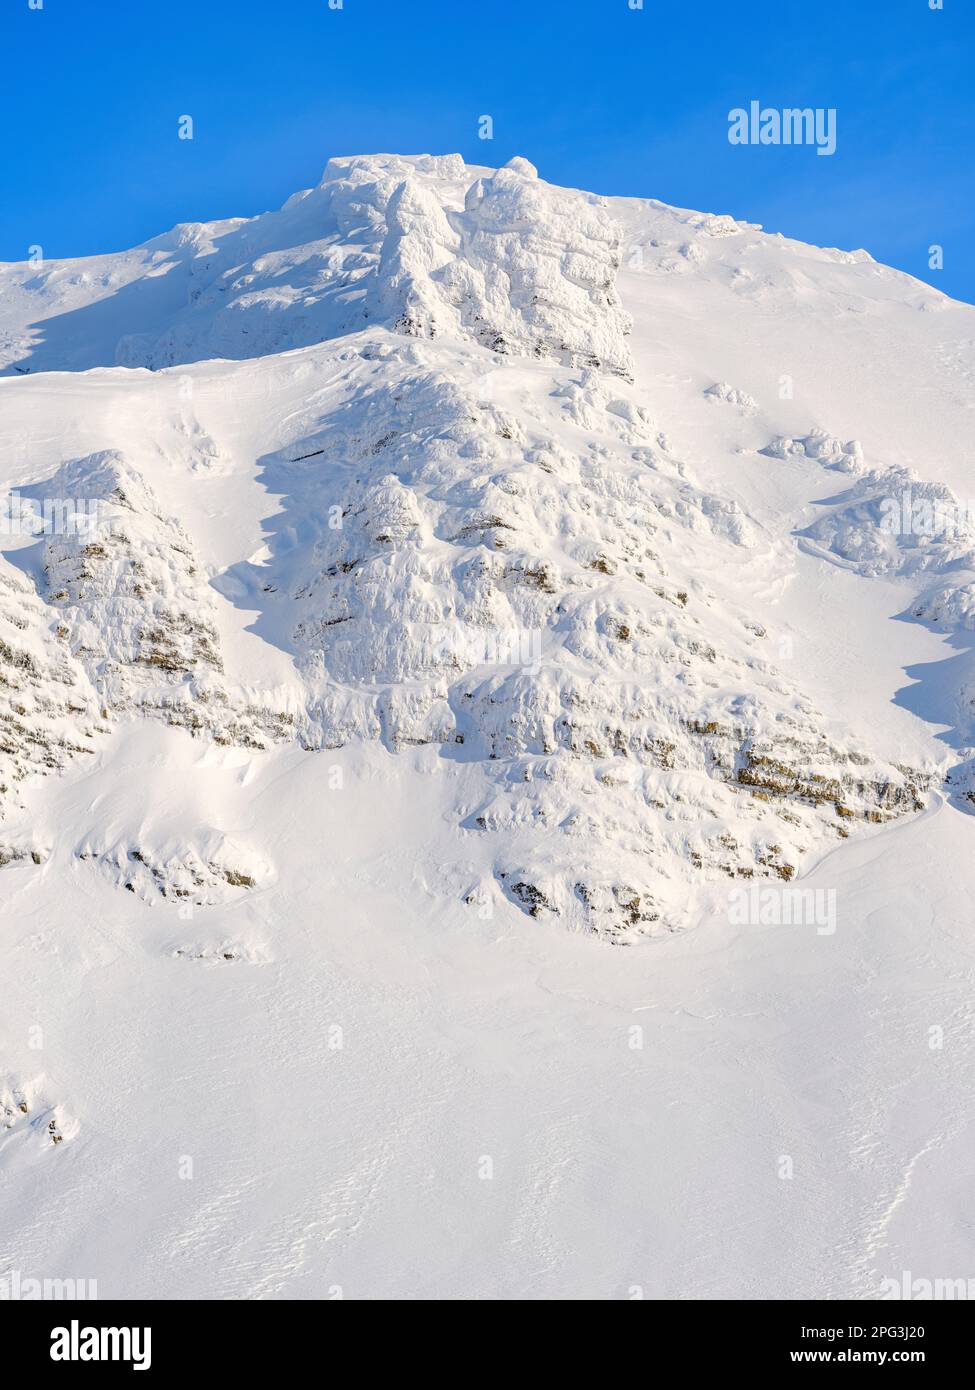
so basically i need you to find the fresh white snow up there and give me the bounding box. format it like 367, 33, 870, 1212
1, 154, 973, 1299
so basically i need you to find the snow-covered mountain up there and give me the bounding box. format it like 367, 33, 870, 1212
2, 155, 974, 1299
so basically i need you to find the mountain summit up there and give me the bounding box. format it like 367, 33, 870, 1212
2, 154, 966, 933
1, 156, 973, 1296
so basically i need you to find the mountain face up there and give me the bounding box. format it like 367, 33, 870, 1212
0, 152, 956, 937
2, 156, 974, 1298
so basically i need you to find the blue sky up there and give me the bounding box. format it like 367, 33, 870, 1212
4, 0, 973, 302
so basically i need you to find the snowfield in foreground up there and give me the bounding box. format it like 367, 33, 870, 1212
1, 154, 973, 1298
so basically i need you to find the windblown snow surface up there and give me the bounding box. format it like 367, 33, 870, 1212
1, 154, 974, 1299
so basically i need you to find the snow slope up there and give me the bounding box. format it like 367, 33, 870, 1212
1, 154, 973, 1299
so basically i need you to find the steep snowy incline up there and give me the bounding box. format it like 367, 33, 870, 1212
0, 153, 974, 1298
611, 187, 975, 811
3, 154, 971, 936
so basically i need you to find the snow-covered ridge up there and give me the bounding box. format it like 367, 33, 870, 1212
24, 449, 295, 749
1, 153, 632, 379
2, 151, 972, 938
4, 150, 975, 1302
224, 333, 926, 937
0, 554, 103, 817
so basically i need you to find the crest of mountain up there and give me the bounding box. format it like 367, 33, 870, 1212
3, 152, 972, 937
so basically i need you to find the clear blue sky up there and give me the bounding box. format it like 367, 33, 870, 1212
4, 0, 973, 303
